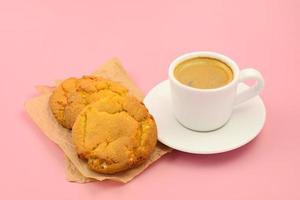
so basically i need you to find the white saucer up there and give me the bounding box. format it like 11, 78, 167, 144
144, 80, 266, 154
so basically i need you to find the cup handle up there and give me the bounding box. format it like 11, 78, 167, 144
234, 68, 264, 105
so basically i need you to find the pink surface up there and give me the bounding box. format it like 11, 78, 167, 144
0, 0, 299, 199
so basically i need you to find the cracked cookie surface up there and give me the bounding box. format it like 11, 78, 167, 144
49, 76, 128, 129
72, 93, 157, 174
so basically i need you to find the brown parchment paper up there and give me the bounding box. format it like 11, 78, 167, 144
25, 58, 172, 183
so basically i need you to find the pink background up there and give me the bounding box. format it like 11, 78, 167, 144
1, 0, 299, 199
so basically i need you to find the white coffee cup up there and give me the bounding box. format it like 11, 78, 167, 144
168, 51, 264, 131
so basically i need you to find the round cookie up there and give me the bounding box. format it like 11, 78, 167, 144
49, 76, 128, 129
72, 93, 157, 174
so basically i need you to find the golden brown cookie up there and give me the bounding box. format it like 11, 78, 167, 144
49, 76, 128, 129
72, 93, 157, 174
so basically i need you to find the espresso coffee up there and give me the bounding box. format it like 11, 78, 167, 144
174, 57, 233, 89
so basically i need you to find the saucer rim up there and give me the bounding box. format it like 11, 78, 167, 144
145, 80, 266, 154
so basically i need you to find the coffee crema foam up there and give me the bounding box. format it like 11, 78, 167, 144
174, 57, 233, 89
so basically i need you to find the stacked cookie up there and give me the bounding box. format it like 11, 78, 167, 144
49, 76, 157, 174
